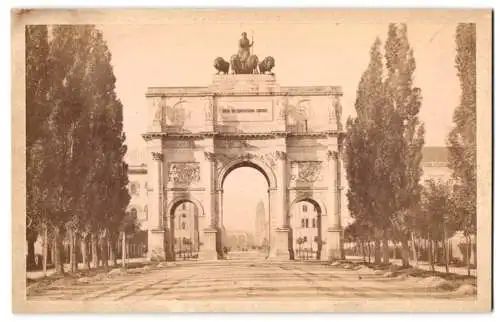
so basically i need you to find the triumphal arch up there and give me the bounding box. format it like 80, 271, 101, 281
142, 34, 345, 262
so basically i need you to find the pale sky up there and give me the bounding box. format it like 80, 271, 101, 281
222, 167, 268, 232
100, 21, 460, 230
101, 21, 459, 150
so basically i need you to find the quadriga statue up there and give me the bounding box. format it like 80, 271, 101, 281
212, 32, 275, 75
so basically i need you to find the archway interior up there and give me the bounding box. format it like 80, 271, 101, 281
170, 200, 200, 258
290, 199, 322, 260
222, 163, 270, 259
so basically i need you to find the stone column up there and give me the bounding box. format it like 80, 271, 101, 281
325, 150, 342, 261
147, 152, 166, 261
218, 188, 228, 258
269, 151, 291, 260
199, 152, 218, 260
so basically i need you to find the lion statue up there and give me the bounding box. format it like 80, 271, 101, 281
258, 56, 275, 75
213, 57, 230, 74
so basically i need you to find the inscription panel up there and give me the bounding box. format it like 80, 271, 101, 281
216, 98, 274, 122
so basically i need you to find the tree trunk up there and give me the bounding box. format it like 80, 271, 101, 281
72, 230, 78, 272
51, 240, 55, 266
68, 228, 75, 273
100, 231, 109, 271
428, 236, 434, 271
382, 229, 390, 264
81, 232, 90, 270
466, 234, 471, 276
443, 229, 449, 273
109, 235, 117, 267
122, 231, 127, 269
53, 226, 64, 275
434, 240, 439, 265
400, 238, 410, 267
91, 232, 98, 268
392, 241, 397, 259
367, 242, 371, 263
374, 239, 381, 265
410, 231, 418, 267
27, 237, 36, 271
42, 224, 48, 276
361, 241, 366, 262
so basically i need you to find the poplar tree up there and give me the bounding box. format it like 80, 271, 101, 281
26, 25, 51, 269
346, 24, 424, 268
448, 23, 476, 275
383, 24, 425, 267
42, 25, 131, 273
45, 25, 97, 274
345, 38, 391, 265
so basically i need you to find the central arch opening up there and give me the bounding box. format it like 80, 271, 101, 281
221, 162, 270, 260
170, 200, 200, 260
290, 199, 322, 260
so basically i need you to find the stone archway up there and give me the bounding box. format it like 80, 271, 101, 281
164, 198, 203, 261
289, 197, 325, 260
217, 158, 275, 259
217, 155, 278, 191
143, 73, 345, 263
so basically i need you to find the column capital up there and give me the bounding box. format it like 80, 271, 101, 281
326, 150, 338, 160
274, 150, 287, 161
152, 152, 164, 161
204, 151, 216, 161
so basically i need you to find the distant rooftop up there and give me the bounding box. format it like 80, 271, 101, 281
422, 146, 449, 163
125, 149, 148, 166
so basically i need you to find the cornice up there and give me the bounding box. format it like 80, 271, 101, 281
142, 130, 344, 141
288, 187, 329, 191
145, 85, 343, 98
128, 168, 147, 175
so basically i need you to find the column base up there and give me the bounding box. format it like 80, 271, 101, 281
326, 227, 344, 262
269, 227, 291, 260
199, 228, 218, 261
148, 228, 165, 261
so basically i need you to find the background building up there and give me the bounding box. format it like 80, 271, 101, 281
254, 201, 269, 248
421, 146, 453, 184
172, 202, 199, 253
290, 201, 320, 258
225, 230, 255, 251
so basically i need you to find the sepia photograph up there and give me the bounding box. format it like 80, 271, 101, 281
11, 8, 492, 313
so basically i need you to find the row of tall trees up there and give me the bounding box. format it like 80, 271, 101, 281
26, 25, 135, 275
447, 23, 477, 275
344, 23, 477, 273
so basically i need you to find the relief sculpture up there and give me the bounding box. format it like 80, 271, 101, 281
204, 98, 214, 121
290, 161, 323, 183
168, 162, 200, 184
152, 96, 166, 129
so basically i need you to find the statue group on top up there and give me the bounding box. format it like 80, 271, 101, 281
214, 32, 275, 75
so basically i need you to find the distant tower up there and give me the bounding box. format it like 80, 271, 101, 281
254, 201, 266, 246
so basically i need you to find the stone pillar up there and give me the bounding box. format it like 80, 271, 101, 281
269, 151, 291, 260
325, 150, 342, 261
199, 152, 218, 260
218, 189, 228, 258
147, 152, 166, 261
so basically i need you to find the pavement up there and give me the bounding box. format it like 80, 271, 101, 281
26, 257, 148, 280
27, 258, 476, 301
345, 255, 477, 277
